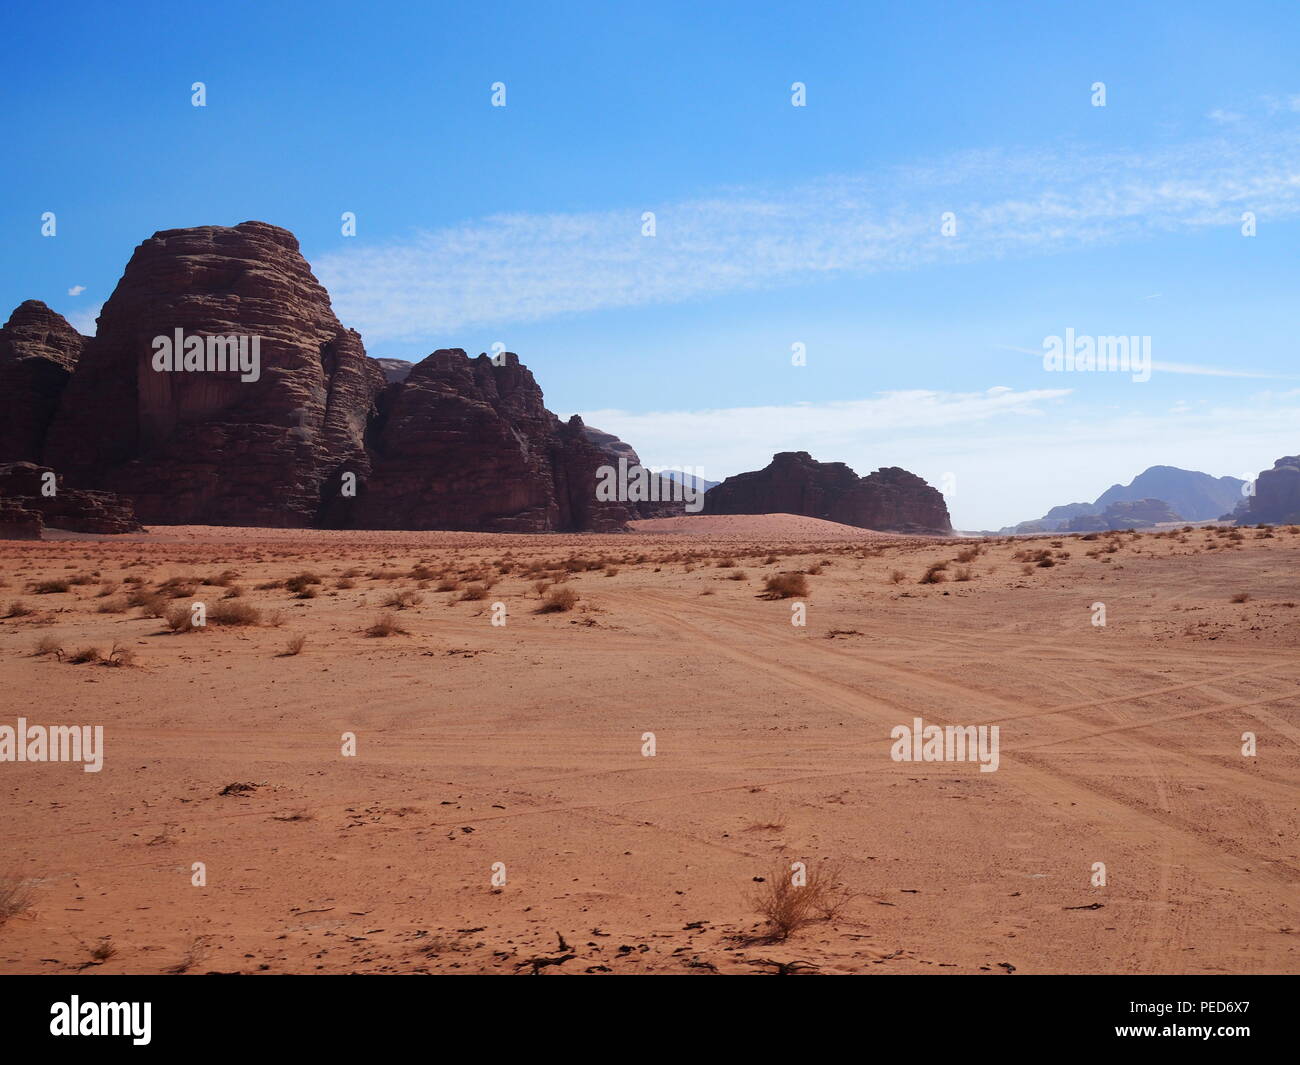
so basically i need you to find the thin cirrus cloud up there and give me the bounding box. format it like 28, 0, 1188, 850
997, 345, 1294, 380
313, 126, 1300, 343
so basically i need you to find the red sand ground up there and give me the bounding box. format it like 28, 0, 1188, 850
0, 521, 1297, 974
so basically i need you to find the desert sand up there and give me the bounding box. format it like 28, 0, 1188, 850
1, 517, 1297, 974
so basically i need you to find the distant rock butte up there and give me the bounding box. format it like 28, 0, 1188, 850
1242, 455, 1300, 525
2, 221, 680, 532
703, 451, 951, 535
1064, 498, 1181, 531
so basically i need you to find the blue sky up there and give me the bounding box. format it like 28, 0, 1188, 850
4, 0, 1300, 528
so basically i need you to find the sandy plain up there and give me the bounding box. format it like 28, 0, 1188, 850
0, 515, 1297, 974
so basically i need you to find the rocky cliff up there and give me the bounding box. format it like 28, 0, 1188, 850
0, 462, 140, 537
0, 300, 85, 463
2, 221, 679, 532
703, 451, 951, 534
1241, 455, 1300, 525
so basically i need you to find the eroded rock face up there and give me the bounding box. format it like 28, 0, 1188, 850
1244, 455, 1300, 524
0, 301, 85, 463
346, 351, 680, 530
0, 462, 140, 535
703, 451, 951, 534
3, 222, 680, 531
42, 222, 386, 526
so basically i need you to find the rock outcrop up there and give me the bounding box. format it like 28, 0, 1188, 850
0, 301, 85, 463
1064, 498, 1181, 531
2, 221, 680, 532
1240, 455, 1300, 525
0, 462, 140, 535
41, 222, 385, 527
703, 451, 951, 534
345, 350, 680, 531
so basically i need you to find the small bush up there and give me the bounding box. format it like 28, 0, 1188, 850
383, 589, 422, 609
67, 646, 104, 665
210, 601, 261, 626
365, 612, 408, 637
32, 580, 70, 595
750, 862, 854, 942
5, 600, 34, 618
282, 634, 307, 656
539, 587, 580, 613
0, 875, 35, 926
32, 635, 61, 657
763, 572, 808, 598
1230, 592, 1250, 604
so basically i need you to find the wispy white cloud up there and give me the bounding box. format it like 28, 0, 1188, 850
996, 344, 1293, 380
313, 126, 1300, 343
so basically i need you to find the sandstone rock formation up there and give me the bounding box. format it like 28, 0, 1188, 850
1064, 498, 1181, 531
0, 301, 85, 463
345, 350, 680, 531
40, 222, 385, 527
2, 221, 679, 532
0, 462, 140, 535
703, 451, 951, 534
1240, 455, 1300, 524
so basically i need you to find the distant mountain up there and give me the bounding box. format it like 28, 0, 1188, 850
1093, 466, 1246, 521
1064, 498, 1182, 531
657, 469, 720, 494
1002, 466, 1247, 533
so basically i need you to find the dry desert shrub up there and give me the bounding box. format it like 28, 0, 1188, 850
1230, 592, 1250, 603
918, 561, 948, 584
211, 601, 261, 626
96, 597, 127, 614
727, 570, 748, 581
0, 875, 35, 926
953, 566, 974, 582
532, 580, 552, 598
365, 612, 408, 637
763, 572, 808, 598
282, 634, 307, 656
383, 589, 423, 609
458, 583, 488, 602
32, 635, 61, 657
539, 587, 579, 613
105, 642, 135, 667
166, 935, 212, 975
436, 578, 462, 592
88, 937, 116, 963
66, 646, 104, 665
888, 569, 907, 585
163, 603, 202, 632
32, 579, 70, 594
5, 600, 34, 618
750, 862, 855, 942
